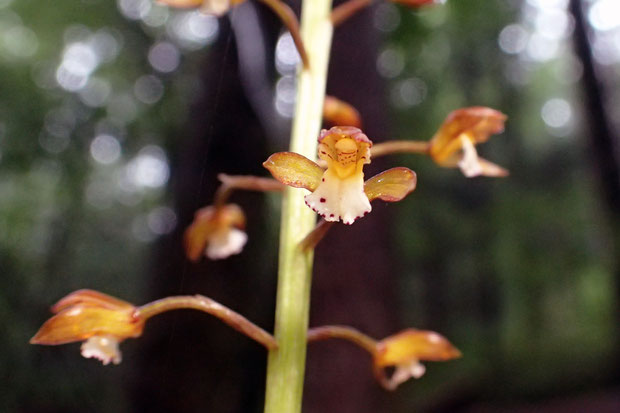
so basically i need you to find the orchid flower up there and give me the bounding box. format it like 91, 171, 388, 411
307, 326, 461, 390
429, 106, 508, 177
264, 126, 417, 225
373, 328, 461, 390
31, 290, 278, 365
30, 290, 144, 365
184, 204, 248, 261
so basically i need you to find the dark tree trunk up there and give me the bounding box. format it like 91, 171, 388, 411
129, 11, 275, 413
569, 0, 620, 381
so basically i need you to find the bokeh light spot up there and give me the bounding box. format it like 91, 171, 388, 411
3, 25, 38, 58
134, 74, 164, 104
377, 47, 404, 78
541, 98, 572, 129
148, 41, 180, 73
275, 32, 300, 76
126, 145, 169, 188
90, 134, 122, 165
498, 24, 529, 55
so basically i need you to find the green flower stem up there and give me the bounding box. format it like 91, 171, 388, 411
263, 0, 333, 412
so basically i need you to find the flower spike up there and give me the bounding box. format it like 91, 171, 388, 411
264, 126, 417, 225
429, 106, 508, 177
184, 204, 248, 261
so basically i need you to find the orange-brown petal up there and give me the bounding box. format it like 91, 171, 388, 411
263, 152, 323, 192
375, 329, 461, 367
323, 96, 362, 128
30, 306, 143, 345
52, 289, 134, 314
364, 167, 417, 203
318, 126, 372, 146
184, 206, 218, 262
429, 107, 507, 166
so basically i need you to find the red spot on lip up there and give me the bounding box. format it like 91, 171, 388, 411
330, 214, 334, 218
320, 198, 326, 203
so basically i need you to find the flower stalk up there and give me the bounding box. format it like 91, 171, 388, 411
299, 220, 335, 251
331, 0, 373, 26
263, 0, 333, 412
136, 295, 277, 350
307, 325, 378, 354
258, 0, 309, 68
371, 140, 430, 158
214, 173, 284, 207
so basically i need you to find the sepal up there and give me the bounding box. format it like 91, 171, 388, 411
364, 167, 417, 202
263, 152, 323, 192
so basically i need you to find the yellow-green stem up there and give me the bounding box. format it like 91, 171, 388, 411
263, 0, 333, 412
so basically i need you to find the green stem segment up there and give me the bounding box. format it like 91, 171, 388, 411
263, 1, 333, 412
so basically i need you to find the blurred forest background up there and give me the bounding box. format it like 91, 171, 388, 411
2, 0, 620, 412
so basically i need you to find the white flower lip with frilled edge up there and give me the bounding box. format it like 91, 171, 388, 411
81, 335, 122, 365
